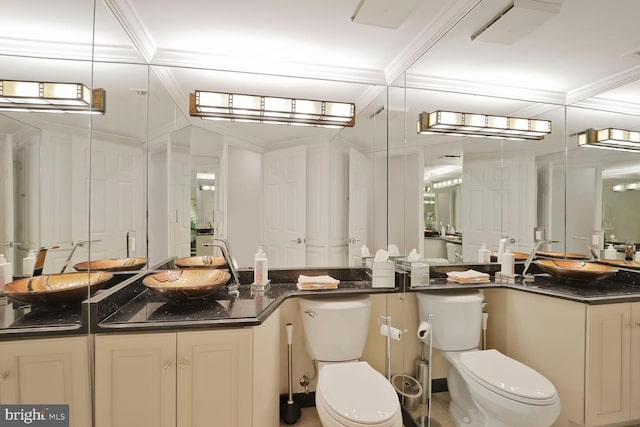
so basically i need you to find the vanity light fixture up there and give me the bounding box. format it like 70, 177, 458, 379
189, 90, 355, 128
0, 80, 105, 114
433, 178, 463, 189
417, 111, 551, 140
612, 182, 640, 192
578, 128, 640, 152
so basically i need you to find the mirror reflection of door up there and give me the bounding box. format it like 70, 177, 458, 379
348, 147, 370, 265
264, 145, 307, 268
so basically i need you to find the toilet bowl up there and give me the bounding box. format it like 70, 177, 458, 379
299, 296, 402, 427
315, 361, 402, 427
416, 290, 561, 427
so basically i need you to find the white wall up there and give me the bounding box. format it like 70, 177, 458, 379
148, 148, 168, 266
566, 167, 598, 254
226, 145, 262, 268
388, 153, 420, 255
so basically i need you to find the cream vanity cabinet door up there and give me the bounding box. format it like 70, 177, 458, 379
585, 303, 636, 426
176, 329, 252, 427
0, 336, 91, 427
94, 332, 177, 427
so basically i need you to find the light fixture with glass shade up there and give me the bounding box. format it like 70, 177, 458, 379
417, 110, 551, 140
0, 80, 105, 114
189, 90, 355, 128
578, 128, 640, 152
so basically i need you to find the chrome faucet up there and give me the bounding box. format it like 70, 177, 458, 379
202, 238, 240, 290
521, 240, 560, 279
571, 236, 599, 260
60, 240, 102, 273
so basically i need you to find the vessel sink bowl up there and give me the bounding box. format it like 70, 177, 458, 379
2, 271, 113, 306
142, 269, 230, 302
74, 257, 147, 272
490, 251, 529, 262
174, 256, 227, 269
534, 259, 618, 282
596, 259, 640, 270
536, 251, 588, 260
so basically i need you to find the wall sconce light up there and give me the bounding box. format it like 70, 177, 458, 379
189, 90, 355, 128
433, 178, 463, 189
417, 111, 551, 140
578, 128, 640, 152
0, 80, 105, 114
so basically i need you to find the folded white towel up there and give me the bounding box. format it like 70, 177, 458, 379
296, 282, 339, 290
297, 275, 340, 285
446, 269, 489, 279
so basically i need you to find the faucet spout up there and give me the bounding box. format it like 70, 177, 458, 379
521, 240, 560, 279
60, 240, 102, 273
202, 238, 240, 290
32, 245, 60, 276
571, 236, 599, 260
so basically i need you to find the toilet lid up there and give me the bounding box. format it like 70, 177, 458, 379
318, 362, 399, 425
459, 350, 557, 405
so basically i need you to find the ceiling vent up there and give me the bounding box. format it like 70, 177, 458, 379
471, 0, 562, 45
351, 0, 420, 30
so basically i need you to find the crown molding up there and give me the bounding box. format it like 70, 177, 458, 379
570, 97, 640, 116
0, 37, 93, 61
404, 74, 566, 105
384, 0, 483, 84
566, 65, 640, 105
105, 0, 157, 63
148, 48, 387, 86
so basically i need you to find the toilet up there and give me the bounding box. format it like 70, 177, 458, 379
299, 295, 402, 427
416, 290, 561, 427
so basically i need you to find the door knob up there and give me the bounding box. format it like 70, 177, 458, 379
0, 371, 9, 381
162, 361, 172, 370
289, 238, 305, 244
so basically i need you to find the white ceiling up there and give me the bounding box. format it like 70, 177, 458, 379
2, 0, 640, 163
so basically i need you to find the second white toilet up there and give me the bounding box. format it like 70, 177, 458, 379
299, 295, 402, 427
416, 290, 561, 427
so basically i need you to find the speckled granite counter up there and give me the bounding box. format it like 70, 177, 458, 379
2, 263, 640, 339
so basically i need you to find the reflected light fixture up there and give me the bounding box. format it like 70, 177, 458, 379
578, 128, 640, 152
613, 182, 640, 192
0, 80, 105, 114
417, 111, 551, 140
433, 178, 463, 189
190, 90, 355, 128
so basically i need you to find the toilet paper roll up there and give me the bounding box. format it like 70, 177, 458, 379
379, 324, 403, 341
417, 320, 431, 340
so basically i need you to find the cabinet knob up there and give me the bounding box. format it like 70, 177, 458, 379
179, 360, 189, 369
0, 371, 9, 381
162, 361, 172, 370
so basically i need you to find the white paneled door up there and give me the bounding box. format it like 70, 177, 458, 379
264, 146, 306, 268
348, 147, 370, 265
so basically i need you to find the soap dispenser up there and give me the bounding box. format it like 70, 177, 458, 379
604, 244, 617, 260
0, 254, 11, 286
253, 246, 268, 287
22, 249, 37, 277
478, 243, 491, 263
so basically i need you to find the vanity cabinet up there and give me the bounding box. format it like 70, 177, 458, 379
585, 302, 640, 426
0, 336, 92, 427
95, 311, 279, 427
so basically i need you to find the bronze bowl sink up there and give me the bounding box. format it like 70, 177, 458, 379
534, 259, 618, 282
74, 257, 147, 272
142, 269, 231, 302
2, 271, 113, 306
174, 256, 227, 269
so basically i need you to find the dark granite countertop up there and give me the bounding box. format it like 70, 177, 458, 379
2, 261, 640, 339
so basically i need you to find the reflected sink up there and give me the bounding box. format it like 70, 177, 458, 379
74, 257, 147, 272
142, 269, 231, 302
2, 271, 113, 306
534, 259, 618, 282
174, 256, 227, 269
536, 251, 589, 260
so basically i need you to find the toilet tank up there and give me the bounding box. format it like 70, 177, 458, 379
299, 295, 372, 362
416, 290, 483, 351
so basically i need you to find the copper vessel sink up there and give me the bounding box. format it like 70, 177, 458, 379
74, 257, 147, 272
536, 251, 588, 260
142, 269, 230, 302
174, 256, 227, 269
2, 271, 113, 306
534, 259, 618, 282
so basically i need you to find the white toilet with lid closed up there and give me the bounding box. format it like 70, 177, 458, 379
299, 295, 402, 427
416, 290, 561, 427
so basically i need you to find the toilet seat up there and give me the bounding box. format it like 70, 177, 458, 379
458, 350, 558, 405
316, 362, 400, 426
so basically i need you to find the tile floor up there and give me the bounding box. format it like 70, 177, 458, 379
279, 392, 455, 427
